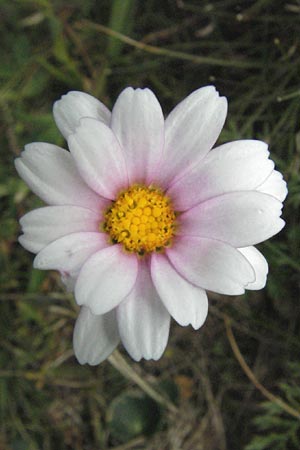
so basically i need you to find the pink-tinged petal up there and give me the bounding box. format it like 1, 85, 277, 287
167, 236, 255, 295
75, 246, 138, 315
117, 259, 170, 361
73, 307, 119, 365
33, 232, 108, 272
238, 246, 268, 290
158, 86, 227, 188
168, 140, 274, 211
151, 253, 208, 329
257, 170, 288, 202
19, 206, 102, 254
178, 191, 285, 247
111, 87, 164, 185
53, 91, 111, 139
68, 118, 128, 199
14, 143, 103, 211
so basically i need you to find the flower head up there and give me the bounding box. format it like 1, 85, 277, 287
15, 87, 287, 365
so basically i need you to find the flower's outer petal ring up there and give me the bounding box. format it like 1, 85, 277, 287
167, 139, 274, 211
167, 236, 255, 295
53, 91, 111, 139
14, 143, 103, 211
68, 118, 128, 200
158, 86, 227, 188
239, 246, 269, 290
33, 232, 108, 273
257, 170, 288, 202
73, 307, 119, 365
19, 205, 102, 254
151, 253, 208, 329
117, 259, 170, 361
75, 245, 138, 315
178, 191, 285, 247
111, 87, 164, 185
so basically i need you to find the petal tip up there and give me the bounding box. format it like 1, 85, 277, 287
33, 253, 43, 270
14, 157, 22, 175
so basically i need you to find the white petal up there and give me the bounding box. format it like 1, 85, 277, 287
111, 87, 164, 185
60, 271, 78, 292
117, 260, 170, 361
178, 191, 285, 247
75, 245, 138, 315
14, 143, 103, 210
151, 253, 208, 329
53, 91, 111, 139
257, 170, 288, 202
158, 86, 227, 187
73, 307, 119, 365
238, 246, 268, 290
68, 118, 128, 199
19, 206, 102, 254
33, 232, 108, 272
167, 236, 255, 295
167, 140, 274, 211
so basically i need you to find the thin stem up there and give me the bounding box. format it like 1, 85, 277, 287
108, 349, 178, 414
110, 436, 146, 450
224, 315, 300, 420
76, 20, 262, 69
277, 89, 300, 102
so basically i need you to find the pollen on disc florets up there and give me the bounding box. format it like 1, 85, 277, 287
102, 185, 177, 254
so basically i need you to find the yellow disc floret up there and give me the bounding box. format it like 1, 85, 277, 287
102, 185, 176, 254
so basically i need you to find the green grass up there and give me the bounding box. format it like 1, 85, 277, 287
1, 0, 300, 448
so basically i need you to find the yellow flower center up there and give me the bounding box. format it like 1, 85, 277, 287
102, 185, 176, 254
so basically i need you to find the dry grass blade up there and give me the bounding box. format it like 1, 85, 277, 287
224, 315, 300, 421
76, 20, 263, 69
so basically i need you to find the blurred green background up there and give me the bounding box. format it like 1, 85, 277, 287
1, 0, 300, 449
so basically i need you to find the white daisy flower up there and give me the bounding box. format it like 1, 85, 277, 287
15, 86, 287, 364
